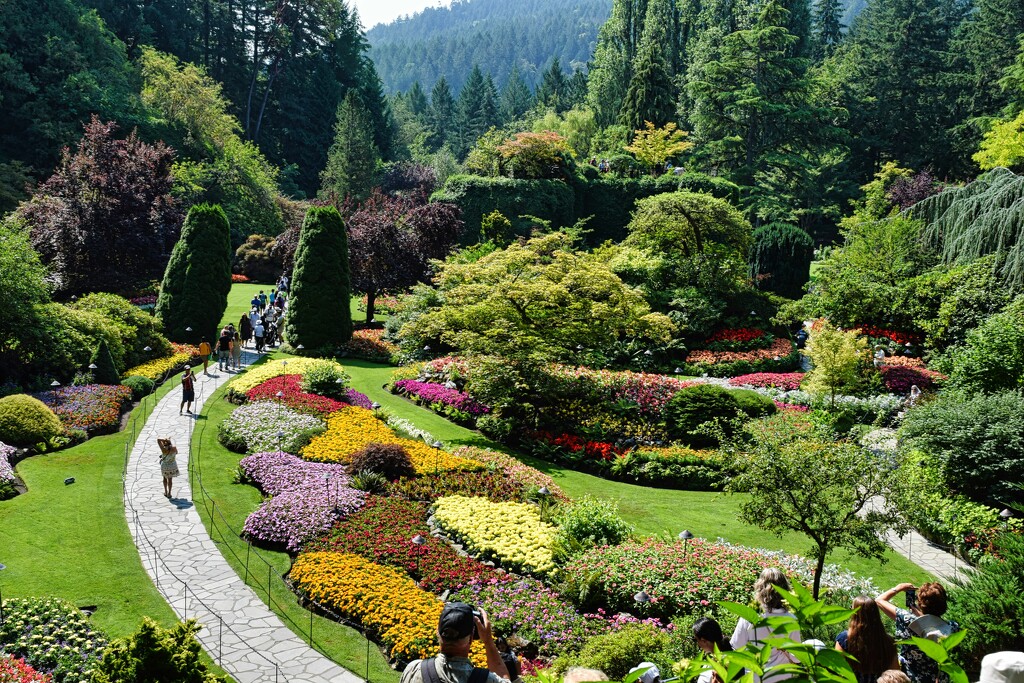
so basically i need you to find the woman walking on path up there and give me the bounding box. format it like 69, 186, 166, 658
240, 314, 252, 348
231, 325, 243, 370
157, 438, 180, 498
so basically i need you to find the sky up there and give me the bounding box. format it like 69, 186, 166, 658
350, 0, 454, 30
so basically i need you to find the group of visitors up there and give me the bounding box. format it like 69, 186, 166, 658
243, 278, 289, 354
406, 571, 1022, 683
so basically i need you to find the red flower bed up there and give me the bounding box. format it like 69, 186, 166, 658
246, 375, 348, 415
344, 328, 398, 361
702, 328, 773, 351
855, 325, 922, 345
311, 496, 509, 592
232, 273, 250, 283
0, 656, 50, 683
533, 431, 625, 461
879, 365, 946, 394
729, 372, 805, 390
686, 338, 794, 365
706, 328, 766, 344
882, 355, 926, 369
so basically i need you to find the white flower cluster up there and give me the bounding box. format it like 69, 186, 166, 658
384, 415, 436, 443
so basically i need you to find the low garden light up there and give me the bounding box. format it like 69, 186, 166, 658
678, 530, 694, 560
432, 440, 443, 475
50, 380, 60, 387
643, 349, 653, 356
1001, 509, 1013, 529
276, 430, 285, 451
297, 344, 305, 351
143, 346, 152, 352
674, 367, 683, 375
276, 391, 284, 398
185, 326, 193, 332
411, 534, 428, 579
423, 345, 431, 352
0, 562, 6, 624
323, 473, 332, 509
634, 590, 651, 604
537, 486, 550, 497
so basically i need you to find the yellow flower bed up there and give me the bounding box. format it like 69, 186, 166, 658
123, 351, 193, 381
228, 357, 333, 393
633, 446, 721, 461
301, 407, 483, 474
290, 552, 486, 664
433, 495, 557, 575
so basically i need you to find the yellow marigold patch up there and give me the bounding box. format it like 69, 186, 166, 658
228, 358, 336, 394
290, 552, 485, 664
433, 495, 557, 575
300, 407, 482, 474
123, 351, 194, 381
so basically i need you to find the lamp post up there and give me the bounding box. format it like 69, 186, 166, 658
411, 534, 427, 580
276, 430, 285, 453
678, 530, 694, 560
1000, 509, 1013, 530
674, 367, 683, 375
371, 402, 381, 416
432, 440, 443, 475
633, 590, 651, 610
323, 473, 332, 511
87, 363, 97, 382
0, 562, 6, 624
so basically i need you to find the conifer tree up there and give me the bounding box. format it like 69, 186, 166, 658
620, 42, 676, 130
812, 0, 843, 59
283, 205, 352, 351
501, 66, 534, 122
155, 203, 232, 345
749, 222, 815, 298
321, 90, 380, 202
536, 58, 570, 111
90, 338, 120, 384
454, 66, 496, 156
407, 81, 429, 117
429, 77, 456, 149
587, 0, 649, 126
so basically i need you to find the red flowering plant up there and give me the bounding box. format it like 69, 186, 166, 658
344, 328, 399, 362
310, 496, 510, 593
854, 325, 922, 346
702, 327, 774, 352
879, 365, 946, 394
231, 273, 250, 283
728, 372, 805, 391
0, 656, 51, 683
246, 375, 349, 415
530, 431, 625, 462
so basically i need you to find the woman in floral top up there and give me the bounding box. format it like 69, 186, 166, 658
876, 582, 959, 683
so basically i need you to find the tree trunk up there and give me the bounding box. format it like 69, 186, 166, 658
366, 291, 376, 324
813, 549, 825, 600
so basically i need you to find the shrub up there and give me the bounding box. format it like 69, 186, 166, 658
730, 388, 778, 418
349, 471, 389, 493
92, 618, 224, 683
89, 339, 120, 384
749, 222, 814, 299
946, 295, 1024, 394
300, 359, 350, 399
233, 233, 279, 282
349, 442, 415, 480
0, 395, 64, 447
155, 203, 232, 345
72, 292, 172, 370
555, 496, 634, 560
663, 384, 742, 446
553, 624, 673, 680
0, 596, 108, 682
121, 375, 155, 400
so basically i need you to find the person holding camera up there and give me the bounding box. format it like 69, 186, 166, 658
400, 603, 511, 683
876, 583, 959, 683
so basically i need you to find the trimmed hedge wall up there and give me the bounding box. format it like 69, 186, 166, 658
434, 173, 738, 246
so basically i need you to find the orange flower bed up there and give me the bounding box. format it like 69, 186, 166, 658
685, 337, 794, 365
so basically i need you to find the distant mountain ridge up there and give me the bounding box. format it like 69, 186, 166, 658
367, 0, 867, 96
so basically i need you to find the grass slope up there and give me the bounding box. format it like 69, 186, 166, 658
220, 285, 378, 331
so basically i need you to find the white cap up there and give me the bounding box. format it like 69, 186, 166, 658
979, 652, 1024, 683
629, 663, 660, 683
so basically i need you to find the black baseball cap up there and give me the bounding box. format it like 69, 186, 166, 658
438, 602, 476, 641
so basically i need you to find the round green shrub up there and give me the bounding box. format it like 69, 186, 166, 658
349, 442, 415, 480
729, 388, 778, 418
663, 384, 741, 446
0, 395, 64, 447
300, 359, 350, 399
552, 624, 673, 680
555, 495, 634, 561
121, 375, 156, 400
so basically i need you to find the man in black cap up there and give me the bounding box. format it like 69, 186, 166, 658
400, 602, 511, 683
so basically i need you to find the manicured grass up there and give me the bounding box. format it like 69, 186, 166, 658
191, 376, 399, 683
1, 381, 181, 637
339, 358, 935, 590
221, 284, 382, 330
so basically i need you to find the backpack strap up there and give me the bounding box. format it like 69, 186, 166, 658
421, 659, 441, 683
469, 667, 490, 683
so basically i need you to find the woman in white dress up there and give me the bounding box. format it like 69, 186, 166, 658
157, 438, 180, 498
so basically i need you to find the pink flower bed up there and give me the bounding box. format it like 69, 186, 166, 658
879, 365, 946, 394
0, 656, 51, 683
729, 372, 805, 390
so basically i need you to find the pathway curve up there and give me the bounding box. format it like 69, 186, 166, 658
865, 496, 966, 583
123, 353, 363, 683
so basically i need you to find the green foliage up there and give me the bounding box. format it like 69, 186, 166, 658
804, 322, 869, 407
93, 617, 226, 683
624, 122, 694, 174
729, 439, 905, 598
233, 234, 281, 283
283, 206, 353, 351
480, 210, 515, 245
0, 217, 51, 383
947, 532, 1024, 673
321, 90, 381, 202
945, 295, 1024, 394
625, 191, 753, 258
155, 204, 233, 345
349, 443, 415, 480
90, 339, 120, 385
554, 495, 634, 560
532, 108, 599, 158
899, 390, 1024, 507
750, 223, 815, 298
72, 293, 173, 370
0, 394, 63, 447
121, 376, 155, 401
300, 360, 351, 399
553, 624, 675, 680
730, 389, 779, 418
663, 385, 743, 447
973, 111, 1024, 171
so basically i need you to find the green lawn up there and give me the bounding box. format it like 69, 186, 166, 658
191, 378, 399, 683
1, 381, 182, 637
220, 285, 383, 330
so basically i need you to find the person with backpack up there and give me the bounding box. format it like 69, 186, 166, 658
400, 602, 511, 683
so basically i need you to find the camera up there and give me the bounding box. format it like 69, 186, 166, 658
906, 588, 917, 609
471, 607, 481, 639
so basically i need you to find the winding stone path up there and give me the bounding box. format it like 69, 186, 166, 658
123, 353, 363, 683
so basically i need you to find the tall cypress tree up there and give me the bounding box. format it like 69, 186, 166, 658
155, 203, 232, 345
321, 90, 380, 202
620, 42, 677, 130
536, 58, 570, 111
587, 0, 650, 126
283, 205, 352, 351
90, 338, 120, 384
407, 81, 429, 117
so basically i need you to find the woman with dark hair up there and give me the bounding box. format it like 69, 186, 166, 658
876, 582, 959, 683
694, 618, 734, 683
239, 313, 252, 348
835, 596, 899, 683
730, 568, 801, 682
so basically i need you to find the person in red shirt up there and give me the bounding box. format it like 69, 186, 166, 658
180, 366, 195, 414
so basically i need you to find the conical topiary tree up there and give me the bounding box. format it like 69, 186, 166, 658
283, 205, 353, 352
90, 338, 120, 384
749, 222, 815, 299
155, 204, 232, 345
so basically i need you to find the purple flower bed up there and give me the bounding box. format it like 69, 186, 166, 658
344, 388, 373, 410
1, 441, 16, 482
393, 380, 490, 416
33, 384, 132, 433
239, 450, 365, 552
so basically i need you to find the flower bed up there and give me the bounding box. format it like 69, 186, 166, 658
300, 407, 483, 474
312, 497, 507, 592
0, 597, 107, 683
231, 273, 250, 283
854, 325, 921, 346
879, 365, 945, 394
453, 447, 568, 501
358, 294, 401, 314
702, 328, 773, 352
219, 402, 326, 454
880, 355, 926, 369
388, 470, 529, 503
2, 441, 17, 482
344, 328, 399, 362
121, 343, 201, 382
392, 379, 490, 421
0, 656, 51, 683
227, 358, 332, 395
32, 384, 132, 434
532, 431, 625, 461
289, 552, 487, 665
432, 495, 557, 575
239, 450, 351, 496
246, 375, 350, 415
683, 338, 799, 377
728, 372, 805, 391
128, 294, 157, 306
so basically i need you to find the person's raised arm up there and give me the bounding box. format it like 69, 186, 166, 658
474, 609, 510, 680
876, 583, 915, 620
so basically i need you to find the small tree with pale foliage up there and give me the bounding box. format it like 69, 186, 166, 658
804, 321, 868, 407
624, 122, 694, 175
